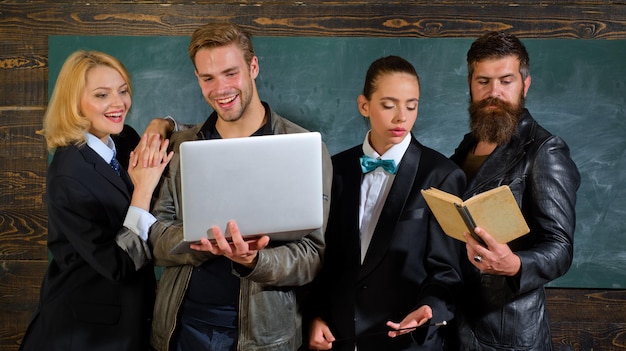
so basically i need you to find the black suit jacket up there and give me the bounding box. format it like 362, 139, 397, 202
308, 136, 466, 351
20, 144, 155, 351
112, 124, 141, 170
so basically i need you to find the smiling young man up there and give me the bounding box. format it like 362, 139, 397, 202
449, 32, 581, 350
148, 22, 332, 351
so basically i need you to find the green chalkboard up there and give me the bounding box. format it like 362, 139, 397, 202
49, 35, 626, 289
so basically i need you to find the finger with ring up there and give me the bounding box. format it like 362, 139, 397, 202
473, 254, 482, 263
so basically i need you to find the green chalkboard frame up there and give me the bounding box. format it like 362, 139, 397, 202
49, 35, 626, 289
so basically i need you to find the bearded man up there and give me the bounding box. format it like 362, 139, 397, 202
448, 31, 581, 351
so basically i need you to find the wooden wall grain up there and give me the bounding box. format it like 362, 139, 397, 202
1, 1, 625, 350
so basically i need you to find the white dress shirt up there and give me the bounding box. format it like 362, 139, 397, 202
358, 132, 411, 263
86, 133, 155, 241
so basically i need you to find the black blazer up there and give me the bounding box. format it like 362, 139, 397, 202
20, 144, 155, 351
308, 136, 466, 351
112, 124, 141, 170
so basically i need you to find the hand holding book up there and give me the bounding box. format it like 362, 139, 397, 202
421, 185, 530, 245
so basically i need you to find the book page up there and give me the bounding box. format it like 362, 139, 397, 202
464, 186, 530, 243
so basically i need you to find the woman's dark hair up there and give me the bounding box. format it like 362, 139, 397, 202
362, 55, 419, 99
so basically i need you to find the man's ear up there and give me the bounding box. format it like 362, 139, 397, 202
523, 75, 531, 97
357, 95, 370, 118
249, 56, 259, 79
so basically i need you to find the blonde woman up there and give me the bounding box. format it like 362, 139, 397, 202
20, 50, 172, 351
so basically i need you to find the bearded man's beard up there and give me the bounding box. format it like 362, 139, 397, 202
469, 94, 525, 144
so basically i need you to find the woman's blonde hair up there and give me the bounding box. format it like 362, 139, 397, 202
42, 50, 131, 150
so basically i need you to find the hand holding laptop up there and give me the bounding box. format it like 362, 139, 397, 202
189, 220, 270, 268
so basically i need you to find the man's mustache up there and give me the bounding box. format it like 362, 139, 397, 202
477, 97, 507, 109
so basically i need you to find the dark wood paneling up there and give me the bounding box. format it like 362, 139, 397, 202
547, 289, 626, 350
1, 2, 625, 40
0, 109, 47, 212
0, 260, 48, 351
0, 54, 48, 107
0, 209, 48, 261
2, 1, 626, 350
0, 110, 47, 159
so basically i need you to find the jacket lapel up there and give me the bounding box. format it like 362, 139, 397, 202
358, 139, 422, 281
80, 146, 132, 200
340, 148, 366, 269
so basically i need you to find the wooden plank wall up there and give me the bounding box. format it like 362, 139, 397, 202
1, 1, 625, 350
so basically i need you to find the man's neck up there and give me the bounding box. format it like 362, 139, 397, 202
473, 141, 498, 156
216, 98, 266, 138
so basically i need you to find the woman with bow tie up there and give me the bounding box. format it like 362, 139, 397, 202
304, 56, 466, 351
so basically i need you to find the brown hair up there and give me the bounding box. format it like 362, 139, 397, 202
362, 55, 420, 100
188, 22, 255, 67
467, 31, 530, 81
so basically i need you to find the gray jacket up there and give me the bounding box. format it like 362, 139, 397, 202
449, 110, 580, 350
149, 108, 332, 351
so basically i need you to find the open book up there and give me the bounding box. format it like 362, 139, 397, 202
421, 185, 530, 245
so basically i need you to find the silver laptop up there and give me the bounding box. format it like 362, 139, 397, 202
170, 132, 324, 254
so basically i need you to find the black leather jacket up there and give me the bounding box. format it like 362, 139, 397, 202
449, 110, 581, 350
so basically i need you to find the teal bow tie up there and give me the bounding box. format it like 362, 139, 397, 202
360, 155, 398, 174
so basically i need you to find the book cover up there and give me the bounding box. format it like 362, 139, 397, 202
421, 185, 530, 244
